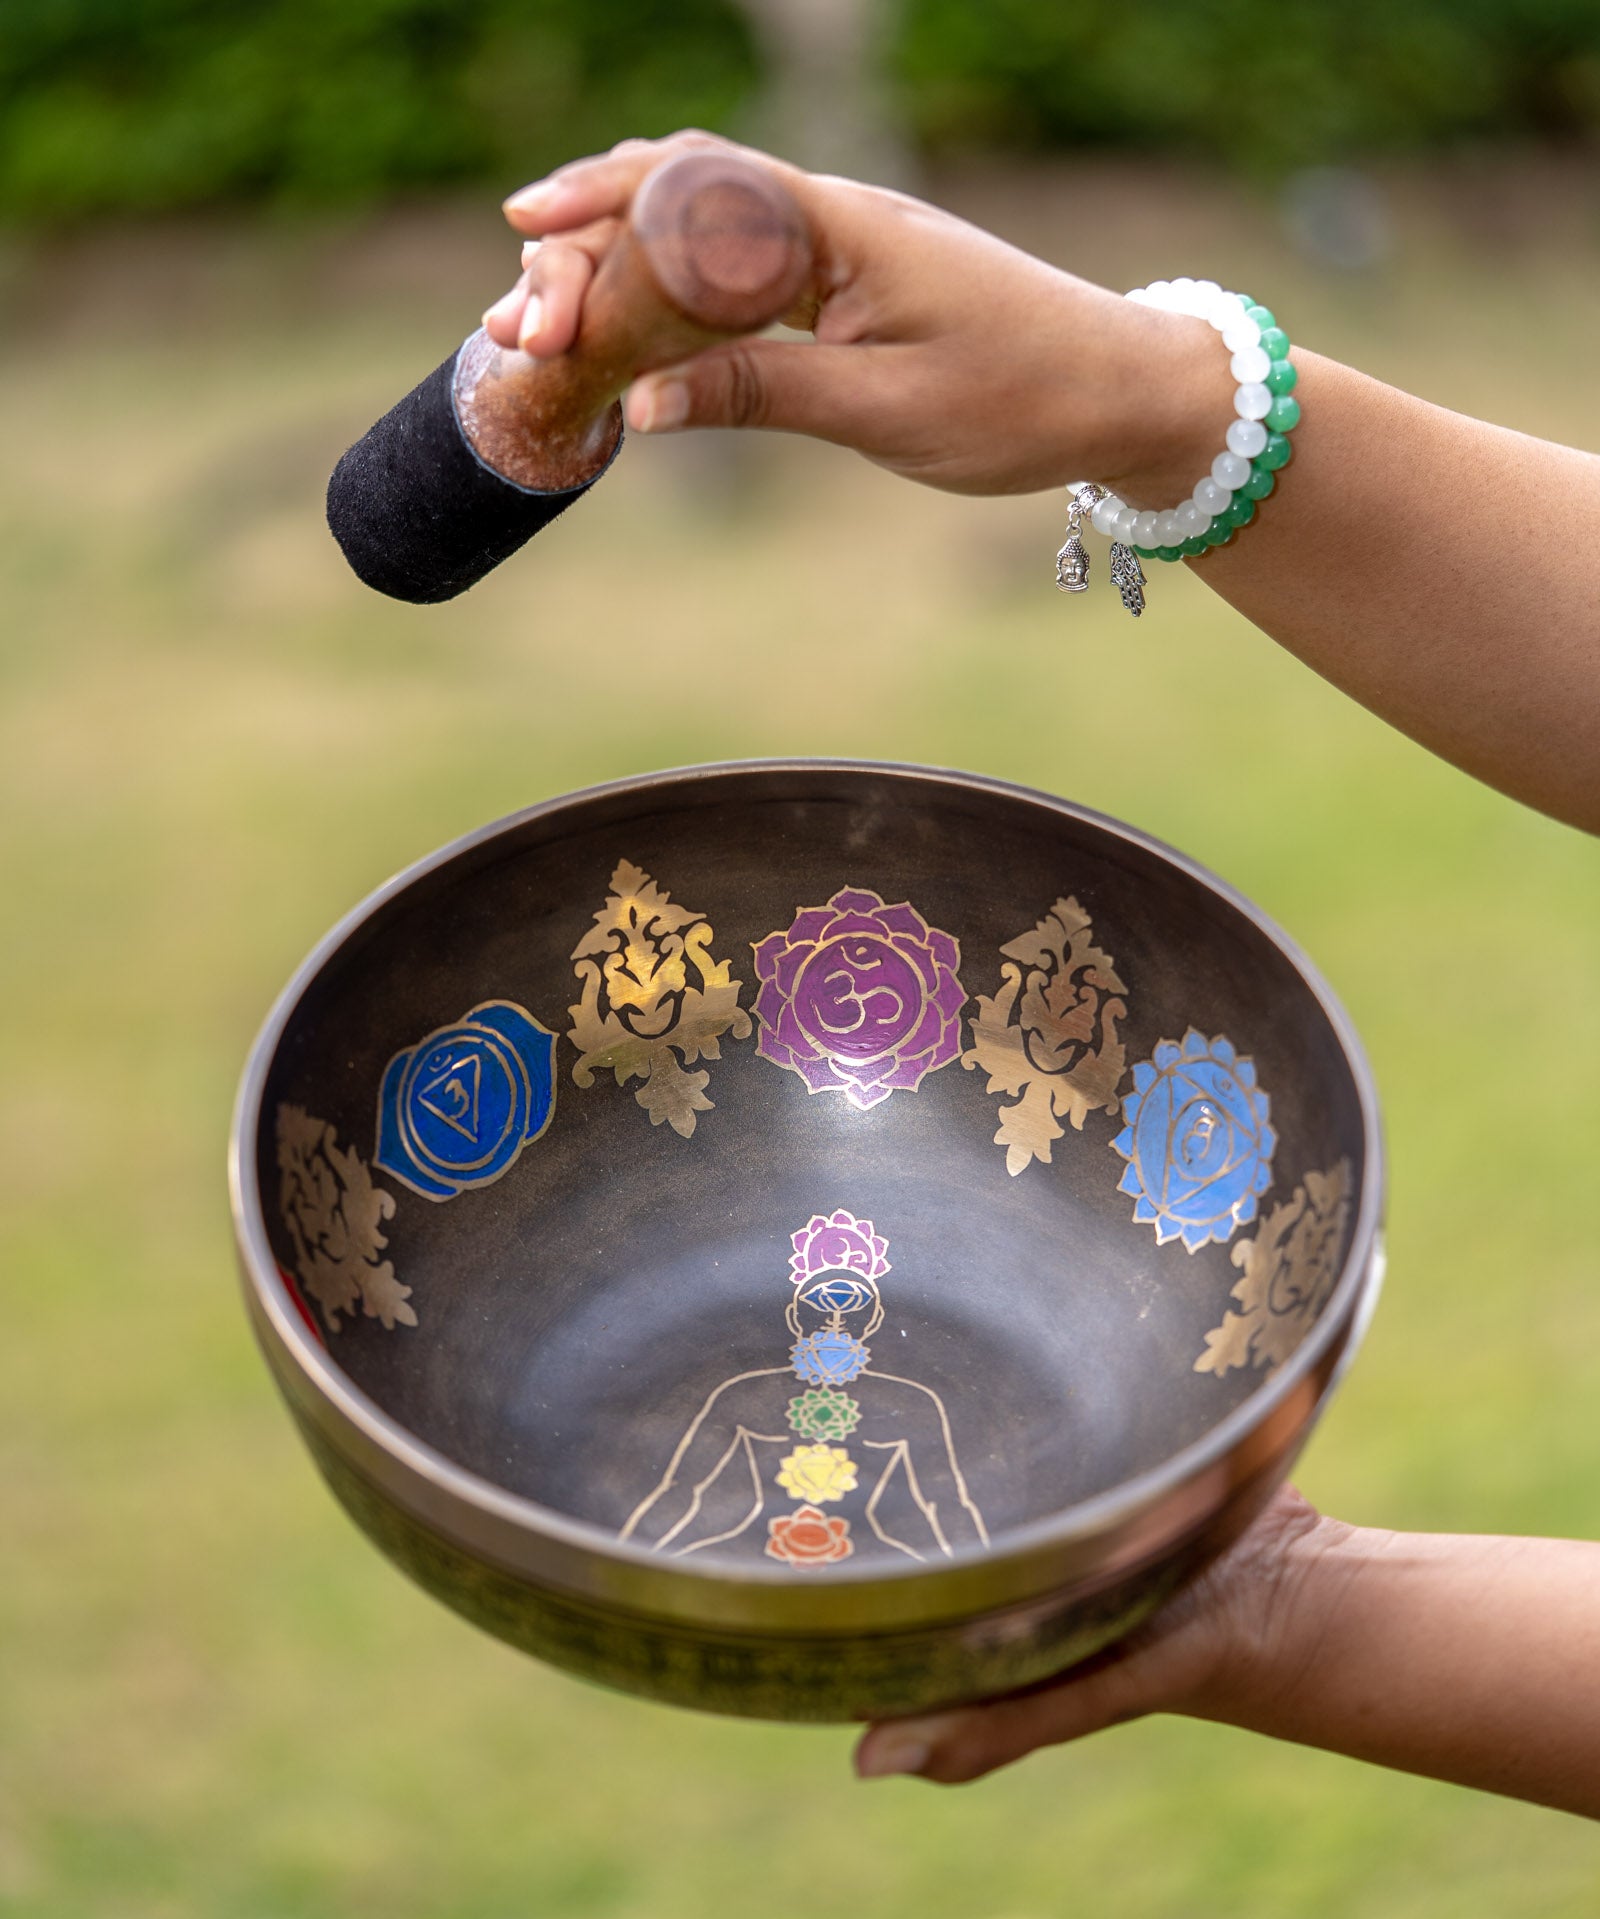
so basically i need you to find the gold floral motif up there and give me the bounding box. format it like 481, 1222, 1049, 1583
1195, 1158, 1354, 1376
963, 896, 1128, 1176
776, 1444, 859, 1504
276, 1103, 415, 1332
568, 860, 752, 1138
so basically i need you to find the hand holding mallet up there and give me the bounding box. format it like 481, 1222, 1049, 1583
326, 148, 812, 603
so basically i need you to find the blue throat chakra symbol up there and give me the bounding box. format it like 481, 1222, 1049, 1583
376, 1000, 557, 1201
791, 1326, 871, 1386
1112, 1029, 1276, 1252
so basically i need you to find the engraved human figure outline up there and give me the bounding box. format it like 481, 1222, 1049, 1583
620, 1212, 989, 1566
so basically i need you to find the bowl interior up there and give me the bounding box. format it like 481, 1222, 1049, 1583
251, 766, 1370, 1577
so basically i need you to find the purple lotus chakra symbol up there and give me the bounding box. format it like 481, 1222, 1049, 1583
752, 888, 967, 1109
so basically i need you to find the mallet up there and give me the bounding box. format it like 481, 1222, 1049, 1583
326, 151, 813, 604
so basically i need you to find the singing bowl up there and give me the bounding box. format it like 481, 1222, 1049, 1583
231, 762, 1383, 1722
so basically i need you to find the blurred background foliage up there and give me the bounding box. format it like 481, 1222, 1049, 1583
3, 0, 1600, 222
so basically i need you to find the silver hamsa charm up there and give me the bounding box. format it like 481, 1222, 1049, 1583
1109, 541, 1147, 617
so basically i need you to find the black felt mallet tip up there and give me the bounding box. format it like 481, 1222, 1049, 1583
325, 151, 813, 605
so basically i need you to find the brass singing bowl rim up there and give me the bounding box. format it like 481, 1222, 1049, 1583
231, 759, 1385, 1638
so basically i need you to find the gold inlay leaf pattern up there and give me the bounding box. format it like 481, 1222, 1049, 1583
1195, 1157, 1354, 1376
568, 860, 752, 1138
963, 896, 1128, 1176
276, 1103, 415, 1332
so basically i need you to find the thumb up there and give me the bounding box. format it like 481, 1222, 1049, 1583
625, 337, 893, 448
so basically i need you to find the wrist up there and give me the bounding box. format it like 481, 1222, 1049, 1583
1077, 296, 1235, 509
1180, 1502, 1367, 1729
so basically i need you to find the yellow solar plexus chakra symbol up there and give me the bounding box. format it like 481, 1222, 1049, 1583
276, 1103, 413, 1332
776, 1445, 859, 1504
964, 896, 1129, 1175
567, 860, 752, 1138
1195, 1158, 1354, 1375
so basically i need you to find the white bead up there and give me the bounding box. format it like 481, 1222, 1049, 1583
1226, 417, 1268, 458
1154, 510, 1182, 545
1212, 450, 1251, 490
1222, 316, 1261, 353
1193, 476, 1230, 514
1192, 278, 1222, 305
1125, 288, 1153, 305
1114, 506, 1142, 541
1091, 497, 1119, 537
1169, 276, 1198, 310
1133, 510, 1160, 546
1143, 280, 1173, 308
1229, 345, 1271, 383
1234, 382, 1273, 421
1173, 500, 1206, 537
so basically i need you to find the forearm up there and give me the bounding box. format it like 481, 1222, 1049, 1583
1193, 1520, 1600, 1817
1111, 341, 1600, 834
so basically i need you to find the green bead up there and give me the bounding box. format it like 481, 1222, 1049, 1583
1244, 305, 1275, 330
1180, 534, 1207, 557
1266, 358, 1297, 395
1257, 325, 1290, 360
1203, 519, 1234, 546
1157, 544, 1183, 563
1224, 494, 1257, 529
1256, 432, 1293, 472
1265, 394, 1301, 433
1132, 544, 1157, 559
1242, 465, 1276, 501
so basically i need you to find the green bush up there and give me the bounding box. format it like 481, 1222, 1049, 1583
0, 0, 758, 220
895, 0, 1600, 174
3, 0, 1599, 222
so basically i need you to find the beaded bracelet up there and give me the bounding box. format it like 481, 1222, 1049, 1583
1055, 280, 1299, 613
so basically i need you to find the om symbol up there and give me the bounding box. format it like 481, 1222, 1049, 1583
795, 936, 923, 1058
752, 887, 967, 1110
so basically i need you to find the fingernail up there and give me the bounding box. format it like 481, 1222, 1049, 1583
481, 286, 523, 331
503, 184, 552, 217
520, 240, 542, 268
636, 379, 688, 433
857, 1735, 931, 1780
516, 295, 545, 352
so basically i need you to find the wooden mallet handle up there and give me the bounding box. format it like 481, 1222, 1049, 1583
455, 151, 813, 491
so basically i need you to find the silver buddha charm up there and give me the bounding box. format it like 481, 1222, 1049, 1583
1055, 481, 1147, 616
1055, 530, 1090, 591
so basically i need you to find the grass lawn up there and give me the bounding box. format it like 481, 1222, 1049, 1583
2, 160, 1598, 1916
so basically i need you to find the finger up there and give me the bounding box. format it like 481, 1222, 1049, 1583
481, 264, 534, 348
855, 1659, 1142, 1786
624, 337, 899, 444
502, 130, 732, 236
518, 237, 599, 356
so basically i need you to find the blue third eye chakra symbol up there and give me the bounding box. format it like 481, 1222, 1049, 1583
376, 1001, 557, 1201
1112, 1029, 1276, 1252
